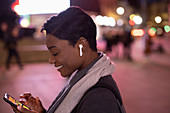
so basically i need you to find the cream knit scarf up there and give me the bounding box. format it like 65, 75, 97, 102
51, 54, 115, 113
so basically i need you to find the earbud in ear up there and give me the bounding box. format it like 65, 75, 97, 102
79, 44, 83, 56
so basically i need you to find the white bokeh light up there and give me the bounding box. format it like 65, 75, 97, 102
116, 7, 125, 15
133, 15, 143, 25
117, 19, 124, 26
20, 18, 30, 28
155, 16, 162, 23
95, 15, 116, 27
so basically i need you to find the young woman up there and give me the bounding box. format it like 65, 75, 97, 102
12, 6, 126, 113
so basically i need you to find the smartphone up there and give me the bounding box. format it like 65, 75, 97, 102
3, 93, 31, 110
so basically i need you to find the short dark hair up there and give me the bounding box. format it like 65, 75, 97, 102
41, 6, 97, 51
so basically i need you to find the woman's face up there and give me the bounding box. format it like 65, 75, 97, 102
46, 34, 82, 77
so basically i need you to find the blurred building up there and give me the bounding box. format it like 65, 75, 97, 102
147, 0, 169, 28
0, 0, 169, 38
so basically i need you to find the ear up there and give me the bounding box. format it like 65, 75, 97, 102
76, 37, 87, 48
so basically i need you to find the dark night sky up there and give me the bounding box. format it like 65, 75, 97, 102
128, 0, 165, 4
70, 0, 100, 12
0, 0, 14, 11
0, 0, 19, 24
127, 0, 167, 9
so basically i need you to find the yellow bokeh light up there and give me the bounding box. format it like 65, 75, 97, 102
129, 14, 136, 20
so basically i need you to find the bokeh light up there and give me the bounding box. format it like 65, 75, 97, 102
133, 15, 143, 25
150, 27, 156, 32
19, 15, 30, 28
95, 15, 116, 27
148, 28, 156, 36
155, 16, 162, 23
116, 7, 125, 15
129, 20, 135, 26
129, 14, 136, 20
164, 25, 170, 32
156, 28, 163, 35
131, 29, 145, 37
117, 19, 124, 26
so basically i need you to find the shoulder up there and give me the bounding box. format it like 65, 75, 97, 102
83, 86, 118, 105
72, 75, 121, 113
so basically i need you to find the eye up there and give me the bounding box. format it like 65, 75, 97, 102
52, 53, 58, 56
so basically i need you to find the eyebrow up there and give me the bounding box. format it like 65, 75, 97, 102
48, 46, 57, 50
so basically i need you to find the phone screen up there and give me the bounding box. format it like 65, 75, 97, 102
3, 93, 30, 110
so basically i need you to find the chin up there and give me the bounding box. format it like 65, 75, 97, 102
60, 71, 73, 78
60, 74, 68, 78
60, 72, 69, 78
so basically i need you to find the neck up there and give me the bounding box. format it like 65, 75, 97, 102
79, 50, 98, 71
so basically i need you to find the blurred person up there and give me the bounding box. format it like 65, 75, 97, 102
4, 24, 23, 70
11, 6, 126, 113
103, 30, 119, 57
103, 30, 114, 52
144, 35, 153, 56
0, 22, 8, 41
121, 31, 134, 61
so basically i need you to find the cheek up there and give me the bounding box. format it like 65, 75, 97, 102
63, 55, 79, 69
62, 49, 79, 65
60, 54, 80, 76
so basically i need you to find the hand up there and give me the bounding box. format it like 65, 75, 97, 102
12, 92, 45, 113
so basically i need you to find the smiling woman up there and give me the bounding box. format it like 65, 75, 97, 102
11, 6, 126, 113
46, 34, 82, 77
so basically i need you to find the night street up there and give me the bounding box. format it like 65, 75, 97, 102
0, 0, 170, 112
0, 38, 170, 113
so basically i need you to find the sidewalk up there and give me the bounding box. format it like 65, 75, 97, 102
0, 37, 170, 113
0, 51, 170, 113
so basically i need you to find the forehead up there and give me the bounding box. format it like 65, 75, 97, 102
46, 34, 69, 49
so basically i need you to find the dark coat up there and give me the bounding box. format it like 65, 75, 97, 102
71, 75, 124, 113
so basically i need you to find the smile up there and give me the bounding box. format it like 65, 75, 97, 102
56, 65, 63, 70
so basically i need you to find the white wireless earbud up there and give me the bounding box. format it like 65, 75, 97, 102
79, 44, 83, 56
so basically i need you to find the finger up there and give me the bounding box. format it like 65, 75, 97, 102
19, 98, 26, 104
36, 97, 41, 105
36, 97, 44, 108
20, 92, 32, 100
25, 96, 36, 108
28, 96, 36, 103
35, 97, 46, 113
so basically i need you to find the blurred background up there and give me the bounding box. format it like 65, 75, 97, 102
0, 0, 170, 113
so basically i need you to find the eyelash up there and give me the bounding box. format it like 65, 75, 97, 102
52, 53, 58, 56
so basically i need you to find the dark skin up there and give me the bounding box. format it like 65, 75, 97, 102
11, 34, 98, 113
11, 93, 44, 113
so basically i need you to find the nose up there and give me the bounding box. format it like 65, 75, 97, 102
49, 55, 55, 64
